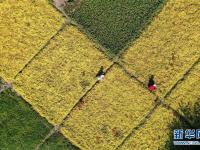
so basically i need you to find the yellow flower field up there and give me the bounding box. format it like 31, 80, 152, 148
1, 0, 200, 149
61, 65, 156, 150
0, 0, 65, 81
166, 62, 200, 117
119, 106, 176, 150
13, 25, 112, 125
121, 0, 200, 98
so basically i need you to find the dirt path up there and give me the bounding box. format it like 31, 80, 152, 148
0, 78, 12, 93
52, 0, 82, 14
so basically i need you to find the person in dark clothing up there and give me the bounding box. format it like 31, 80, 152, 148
96, 66, 105, 81
148, 75, 156, 92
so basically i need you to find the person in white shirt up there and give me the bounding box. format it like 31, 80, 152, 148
96, 66, 105, 81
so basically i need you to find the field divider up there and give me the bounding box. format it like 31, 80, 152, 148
48, 0, 73, 24
50, 0, 116, 61
163, 56, 200, 99
34, 62, 115, 149
115, 61, 158, 98
116, 97, 161, 150
70, 21, 115, 61
58, 62, 115, 127
160, 101, 193, 128
0, 78, 12, 94
114, 0, 168, 60
35, 127, 58, 150
35, 128, 81, 150
115, 57, 200, 149
8, 1, 199, 149
13, 22, 68, 80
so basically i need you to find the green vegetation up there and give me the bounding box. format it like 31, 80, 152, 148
0, 89, 77, 149
72, 0, 165, 54
0, 89, 52, 149
41, 133, 79, 150
163, 100, 200, 150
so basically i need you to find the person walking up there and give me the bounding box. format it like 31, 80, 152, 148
148, 75, 156, 92
96, 66, 105, 81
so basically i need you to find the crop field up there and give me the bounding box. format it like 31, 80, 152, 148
0, 0, 65, 81
118, 106, 177, 150
0, 0, 200, 149
166, 62, 200, 120
61, 65, 156, 149
121, 0, 200, 98
0, 89, 78, 149
72, 0, 165, 54
13, 25, 112, 125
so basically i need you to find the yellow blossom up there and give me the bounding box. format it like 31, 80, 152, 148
13, 25, 111, 125
121, 0, 200, 98
61, 65, 155, 150
0, 0, 65, 81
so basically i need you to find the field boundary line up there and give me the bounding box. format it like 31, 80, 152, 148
115, 57, 200, 149
161, 101, 193, 128
115, 62, 148, 89
48, 0, 73, 24
50, 0, 117, 60
0, 83, 12, 94
0, 78, 12, 93
163, 56, 200, 99
115, 61, 158, 98
58, 62, 115, 127
14, 22, 68, 80
35, 127, 58, 150
34, 128, 82, 150
70, 21, 115, 61
42, 62, 115, 150
114, 0, 168, 60
34, 125, 82, 150
116, 98, 161, 150
115, 99, 194, 150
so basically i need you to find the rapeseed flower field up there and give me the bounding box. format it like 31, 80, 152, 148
0, 0, 199, 149
13, 25, 112, 125
0, 0, 65, 81
121, 0, 200, 98
166, 62, 200, 119
61, 65, 155, 149
119, 106, 176, 150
